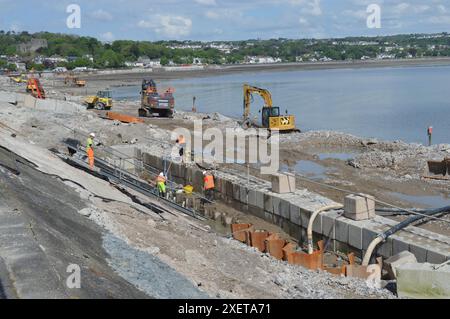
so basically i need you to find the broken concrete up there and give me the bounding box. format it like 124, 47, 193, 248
384, 251, 418, 279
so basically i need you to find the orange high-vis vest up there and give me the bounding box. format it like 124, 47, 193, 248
204, 175, 215, 190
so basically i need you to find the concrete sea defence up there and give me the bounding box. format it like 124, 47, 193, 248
137, 151, 450, 264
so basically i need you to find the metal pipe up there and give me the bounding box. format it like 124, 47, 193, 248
362, 206, 450, 266
307, 204, 343, 254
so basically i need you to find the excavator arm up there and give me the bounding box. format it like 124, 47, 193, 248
243, 84, 273, 119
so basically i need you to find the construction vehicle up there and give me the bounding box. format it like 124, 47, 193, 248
84, 90, 113, 110
26, 78, 46, 99
243, 84, 298, 132
10, 74, 28, 84
64, 74, 86, 87
138, 79, 175, 118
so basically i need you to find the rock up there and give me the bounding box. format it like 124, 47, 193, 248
384, 251, 417, 279
362, 138, 378, 147
79, 208, 93, 217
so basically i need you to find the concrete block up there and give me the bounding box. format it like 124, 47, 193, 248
397, 263, 450, 299
232, 184, 240, 202
255, 191, 265, 210
299, 209, 312, 228
264, 211, 274, 223
264, 194, 273, 212
239, 186, 248, 204
279, 200, 290, 219
384, 251, 418, 279
288, 223, 302, 241
344, 194, 376, 221
409, 243, 428, 263
248, 189, 257, 207
312, 213, 322, 234
392, 236, 410, 256
335, 217, 349, 243
348, 224, 363, 250
426, 250, 448, 265
272, 197, 282, 216
271, 173, 296, 194
289, 204, 301, 226
225, 180, 233, 198
376, 237, 393, 259
362, 227, 379, 251
322, 212, 340, 240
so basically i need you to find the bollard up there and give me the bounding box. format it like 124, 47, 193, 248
427, 126, 433, 146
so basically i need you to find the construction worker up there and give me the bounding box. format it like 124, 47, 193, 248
203, 171, 215, 202
176, 134, 186, 163
87, 133, 95, 170
156, 172, 167, 198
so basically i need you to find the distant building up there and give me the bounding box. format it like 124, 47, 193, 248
14, 62, 26, 71
17, 39, 48, 54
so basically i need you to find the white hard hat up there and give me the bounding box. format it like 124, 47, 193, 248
203, 171, 207, 176
90, 133, 96, 138
159, 172, 164, 177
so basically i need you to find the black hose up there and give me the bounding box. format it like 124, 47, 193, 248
381, 206, 450, 240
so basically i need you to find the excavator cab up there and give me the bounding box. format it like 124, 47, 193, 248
262, 106, 280, 128
243, 84, 298, 132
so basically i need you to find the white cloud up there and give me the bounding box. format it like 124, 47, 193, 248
90, 9, 113, 21
195, 0, 216, 5
139, 15, 192, 38
100, 31, 115, 41
392, 3, 430, 15
288, 0, 322, 16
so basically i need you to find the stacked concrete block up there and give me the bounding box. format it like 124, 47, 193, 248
321, 211, 342, 240
264, 194, 273, 213
271, 173, 296, 194
239, 186, 248, 205
348, 223, 364, 251
248, 189, 257, 207
232, 184, 240, 202
344, 194, 376, 221
279, 200, 290, 220
255, 191, 265, 211
271, 196, 281, 216
289, 204, 301, 227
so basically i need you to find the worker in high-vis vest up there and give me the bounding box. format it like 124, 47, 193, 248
86, 133, 95, 170
156, 172, 167, 198
203, 171, 215, 202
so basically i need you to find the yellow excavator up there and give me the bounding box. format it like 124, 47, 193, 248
243, 84, 298, 132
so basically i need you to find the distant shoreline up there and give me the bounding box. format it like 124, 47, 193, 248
81, 57, 450, 85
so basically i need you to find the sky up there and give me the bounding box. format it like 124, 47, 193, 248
1, 0, 450, 41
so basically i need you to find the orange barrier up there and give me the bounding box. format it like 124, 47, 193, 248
231, 224, 253, 243
106, 112, 144, 124
345, 253, 382, 280
265, 234, 286, 260
248, 230, 270, 252
230, 225, 356, 278
285, 241, 324, 270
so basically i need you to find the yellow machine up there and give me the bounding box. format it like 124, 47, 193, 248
10, 74, 28, 84
243, 84, 298, 132
65, 74, 86, 87
84, 90, 113, 110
